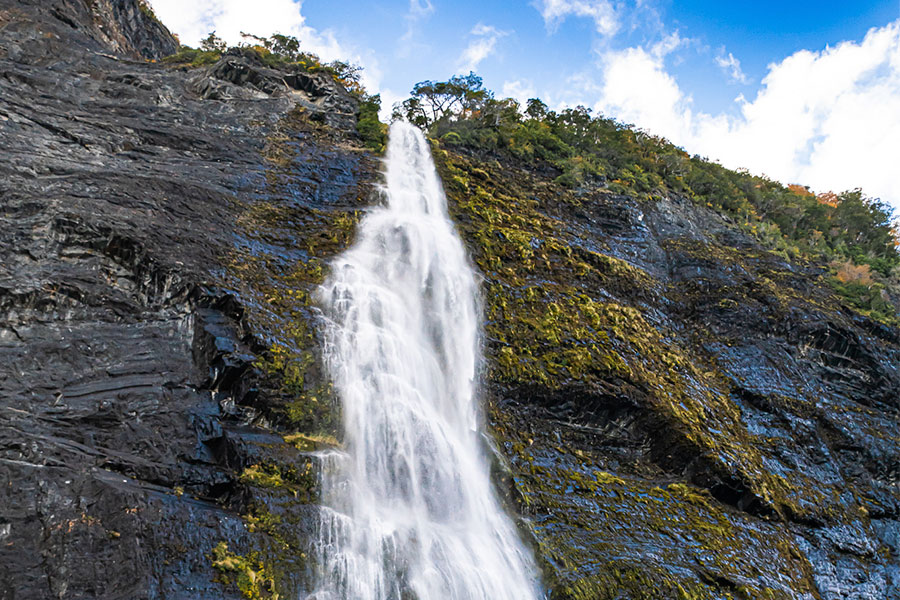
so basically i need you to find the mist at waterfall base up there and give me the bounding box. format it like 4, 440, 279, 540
309, 121, 540, 600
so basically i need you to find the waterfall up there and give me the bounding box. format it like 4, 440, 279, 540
310, 121, 540, 600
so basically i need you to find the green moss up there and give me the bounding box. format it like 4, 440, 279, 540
508, 454, 818, 600
487, 288, 632, 384
245, 507, 283, 538
552, 567, 727, 600
239, 461, 317, 500
162, 47, 222, 67
240, 464, 289, 489
211, 542, 280, 600
284, 432, 340, 451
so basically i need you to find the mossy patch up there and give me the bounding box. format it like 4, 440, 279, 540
284, 432, 340, 452
239, 460, 317, 501
162, 47, 221, 67
211, 542, 280, 600
512, 454, 819, 600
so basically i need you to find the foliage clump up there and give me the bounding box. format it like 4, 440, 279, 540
357, 93, 388, 152
161, 45, 222, 67
239, 460, 317, 500
136, 0, 161, 24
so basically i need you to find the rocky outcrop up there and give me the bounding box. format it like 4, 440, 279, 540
0, 1, 372, 598
0, 0, 178, 62
193, 47, 359, 130
1, 1, 898, 599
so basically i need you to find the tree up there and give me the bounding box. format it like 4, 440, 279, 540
357, 94, 387, 151
326, 60, 365, 96
267, 34, 301, 62
525, 98, 548, 121
400, 73, 490, 129
239, 33, 304, 63
200, 32, 226, 53
480, 97, 521, 128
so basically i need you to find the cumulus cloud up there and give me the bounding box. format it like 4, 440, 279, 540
715, 50, 749, 84
534, 0, 618, 37
501, 79, 538, 108
591, 21, 900, 211
151, 0, 319, 51
457, 24, 508, 73
148, 0, 383, 99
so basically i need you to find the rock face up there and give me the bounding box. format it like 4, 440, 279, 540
1, 0, 178, 61
198, 47, 359, 130
435, 149, 900, 599
0, 2, 372, 598
0, 2, 898, 600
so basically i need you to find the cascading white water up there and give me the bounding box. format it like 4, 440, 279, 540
310, 121, 540, 600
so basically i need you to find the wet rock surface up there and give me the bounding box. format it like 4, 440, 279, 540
0, 0, 177, 62
1, 2, 898, 599
0, 2, 371, 598
435, 147, 900, 599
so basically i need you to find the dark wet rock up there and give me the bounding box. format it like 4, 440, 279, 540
191, 47, 359, 130
435, 147, 900, 598
0, 0, 177, 62
0, 1, 373, 598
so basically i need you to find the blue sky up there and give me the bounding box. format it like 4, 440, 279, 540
150, 0, 900, 212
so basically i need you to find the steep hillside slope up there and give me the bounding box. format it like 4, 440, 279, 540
435, 146, 900, 599
0, 2, 897, 599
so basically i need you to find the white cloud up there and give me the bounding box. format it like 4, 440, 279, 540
501, 79, 538, 108
399, 0, 435, 56
715, 49, 749, 84
378, 87, 406, 122
596, 45, 691, 133
456, 24, 508, 73
651, 30, 688, 59
590, 20, 900, 212
150, 0, 320, 52
148, 0, 384, 99
534, 0, 618, 36
408, 0, 434, 18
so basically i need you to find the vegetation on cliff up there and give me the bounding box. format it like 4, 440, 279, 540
398, 74, 900, 326
164, 33, 387, 152
395, 74, 900, 597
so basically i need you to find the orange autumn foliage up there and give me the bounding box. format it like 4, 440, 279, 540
787, 184, 815, 200
834, 260, 874, 285
817, 191, 840, 207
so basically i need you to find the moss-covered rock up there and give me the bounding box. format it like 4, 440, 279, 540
435, 144, 900, 599
211, 542, 281, 600
225, 105, 376, 438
